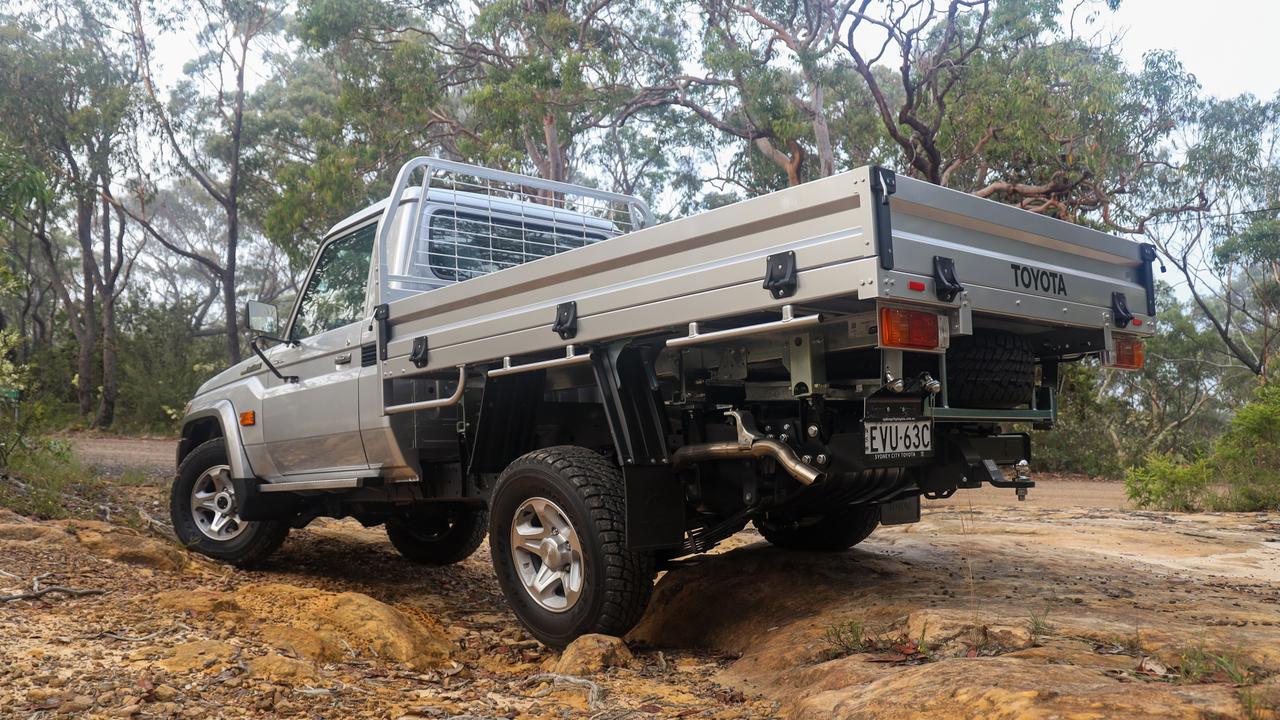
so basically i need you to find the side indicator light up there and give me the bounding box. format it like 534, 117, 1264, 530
879, 306, 942, 350
1104, 336, 1145, 370
239, 410, 256, 426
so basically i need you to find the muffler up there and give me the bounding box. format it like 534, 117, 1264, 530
670, 410, 824, 486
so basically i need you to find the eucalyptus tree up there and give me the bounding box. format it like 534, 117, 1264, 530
293, 0, 680, 190
836, 0, 1205, 225
0, 6, 139, 426
126, 0, 286, 364
1147, 92, 1280, 379
658, 0, 858, 188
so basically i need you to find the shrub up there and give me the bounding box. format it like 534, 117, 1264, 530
0, 438, 86, 519
1124, 454, 1211, 511
1127, 384, 1280, 512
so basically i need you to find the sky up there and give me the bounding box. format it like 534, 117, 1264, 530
149, 1, 1280, 106
1083, 0, 1280, 100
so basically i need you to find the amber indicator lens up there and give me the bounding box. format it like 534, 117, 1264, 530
1107, 336, 1145, 370
239, 410, 256, 426
879, 307, 940, 350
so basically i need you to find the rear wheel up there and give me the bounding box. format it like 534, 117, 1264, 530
386, 506, 487, 565
489, 446, 655, 648
171, 438, 290, 566
945, 330, 1036, 409
754, 503, 881, 552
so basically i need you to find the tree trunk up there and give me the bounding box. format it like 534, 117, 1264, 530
74, 194, 98, 420
542, 114, 565, 182
94, 192, 117, 429
809, 79, 835, 177
94, 298, 116, 428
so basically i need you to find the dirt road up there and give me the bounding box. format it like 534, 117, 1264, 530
0, 437, 1274, 718
68, 436, 175, 480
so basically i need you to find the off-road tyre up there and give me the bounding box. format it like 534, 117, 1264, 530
945, 330, 1036, 409
386, 506, 488, 565
170, 438, 290, 567
754, 503, 881, 552
489, 446, 655, 648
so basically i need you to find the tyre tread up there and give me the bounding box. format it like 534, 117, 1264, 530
495, 446, 655, 641
946, 330, 1036, 409
172, 438, 289, 567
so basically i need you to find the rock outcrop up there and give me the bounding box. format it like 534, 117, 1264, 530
552, 634, 633, 675
148, 582, 452, 671
631, 507, 1280, 719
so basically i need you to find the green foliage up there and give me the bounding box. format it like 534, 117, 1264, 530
113, 295, 225, 434
824, 619, 871, 656
0, 437, 85, 519
1033, 285, 1239, 478
1124, 454, 1211, 512
0, 330, 91, 519
1127, 384, 1280, 511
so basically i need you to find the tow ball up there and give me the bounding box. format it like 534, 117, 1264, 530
973, 458, 1035, 501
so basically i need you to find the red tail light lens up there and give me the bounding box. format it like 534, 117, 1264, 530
879, 307, 942, 350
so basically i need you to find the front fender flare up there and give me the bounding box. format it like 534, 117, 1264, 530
181, 400, 254, 479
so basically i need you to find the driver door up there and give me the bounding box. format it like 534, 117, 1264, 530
261, 224, 376, 477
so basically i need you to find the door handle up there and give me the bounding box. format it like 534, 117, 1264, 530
334, 352, 352, 365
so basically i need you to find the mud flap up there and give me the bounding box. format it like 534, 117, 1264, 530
878, 495, 921, 525
230, 478, 301, 521
623, 466, 685, 551
468, 371, 545, 475
591, 346, 671, 466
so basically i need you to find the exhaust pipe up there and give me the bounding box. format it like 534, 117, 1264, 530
671, 438, 824, 485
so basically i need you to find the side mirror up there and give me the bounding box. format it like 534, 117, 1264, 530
246, 300, 279, 335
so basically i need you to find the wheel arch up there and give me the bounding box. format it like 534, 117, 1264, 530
177, 400, 254, 479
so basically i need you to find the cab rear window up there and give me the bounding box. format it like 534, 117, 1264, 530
422, 211, 606, 282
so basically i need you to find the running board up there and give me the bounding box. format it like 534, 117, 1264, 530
259, 478, 364, 493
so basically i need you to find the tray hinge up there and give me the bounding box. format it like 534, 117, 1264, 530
1111, 291, 1134, 328
409, 336, 429, 368
763, 250, 798, 299
933, 255, 964, 302
553, 301, 578, 340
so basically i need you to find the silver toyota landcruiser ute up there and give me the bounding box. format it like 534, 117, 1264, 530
173, 159, 1154, 646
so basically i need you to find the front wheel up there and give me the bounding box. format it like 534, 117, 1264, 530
171, 438, 290, 566
489, 446, 655, 648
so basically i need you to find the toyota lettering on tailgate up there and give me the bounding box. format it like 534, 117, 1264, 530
1010, 262, 1067, 296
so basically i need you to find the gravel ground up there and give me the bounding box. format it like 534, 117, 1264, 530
5, 436, 1254, 720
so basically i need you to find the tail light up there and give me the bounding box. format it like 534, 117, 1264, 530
1103, 336, 1145, 370
879, 306, 946, 350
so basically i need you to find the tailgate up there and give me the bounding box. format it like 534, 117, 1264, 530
878, 175, 1156, 334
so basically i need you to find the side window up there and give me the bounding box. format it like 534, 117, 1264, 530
290, 225, 375, 341
425, 211, 605, 282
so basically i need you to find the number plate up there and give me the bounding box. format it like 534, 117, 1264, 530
864, 419, 933, 460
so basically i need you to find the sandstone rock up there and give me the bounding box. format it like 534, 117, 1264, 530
236, 583, 450, 670
152, 590, 243, 617
553, 634, 633, 675
903, 609, 1034, 654
785, 657, 1242, 720
246, 654, 318, 683
151, 685, 179, 702
0, 521, 72, 545
69, 525, 186, 572
259, 624, 344, 664
154, 640, 238, 673
58, 695, 93, 714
